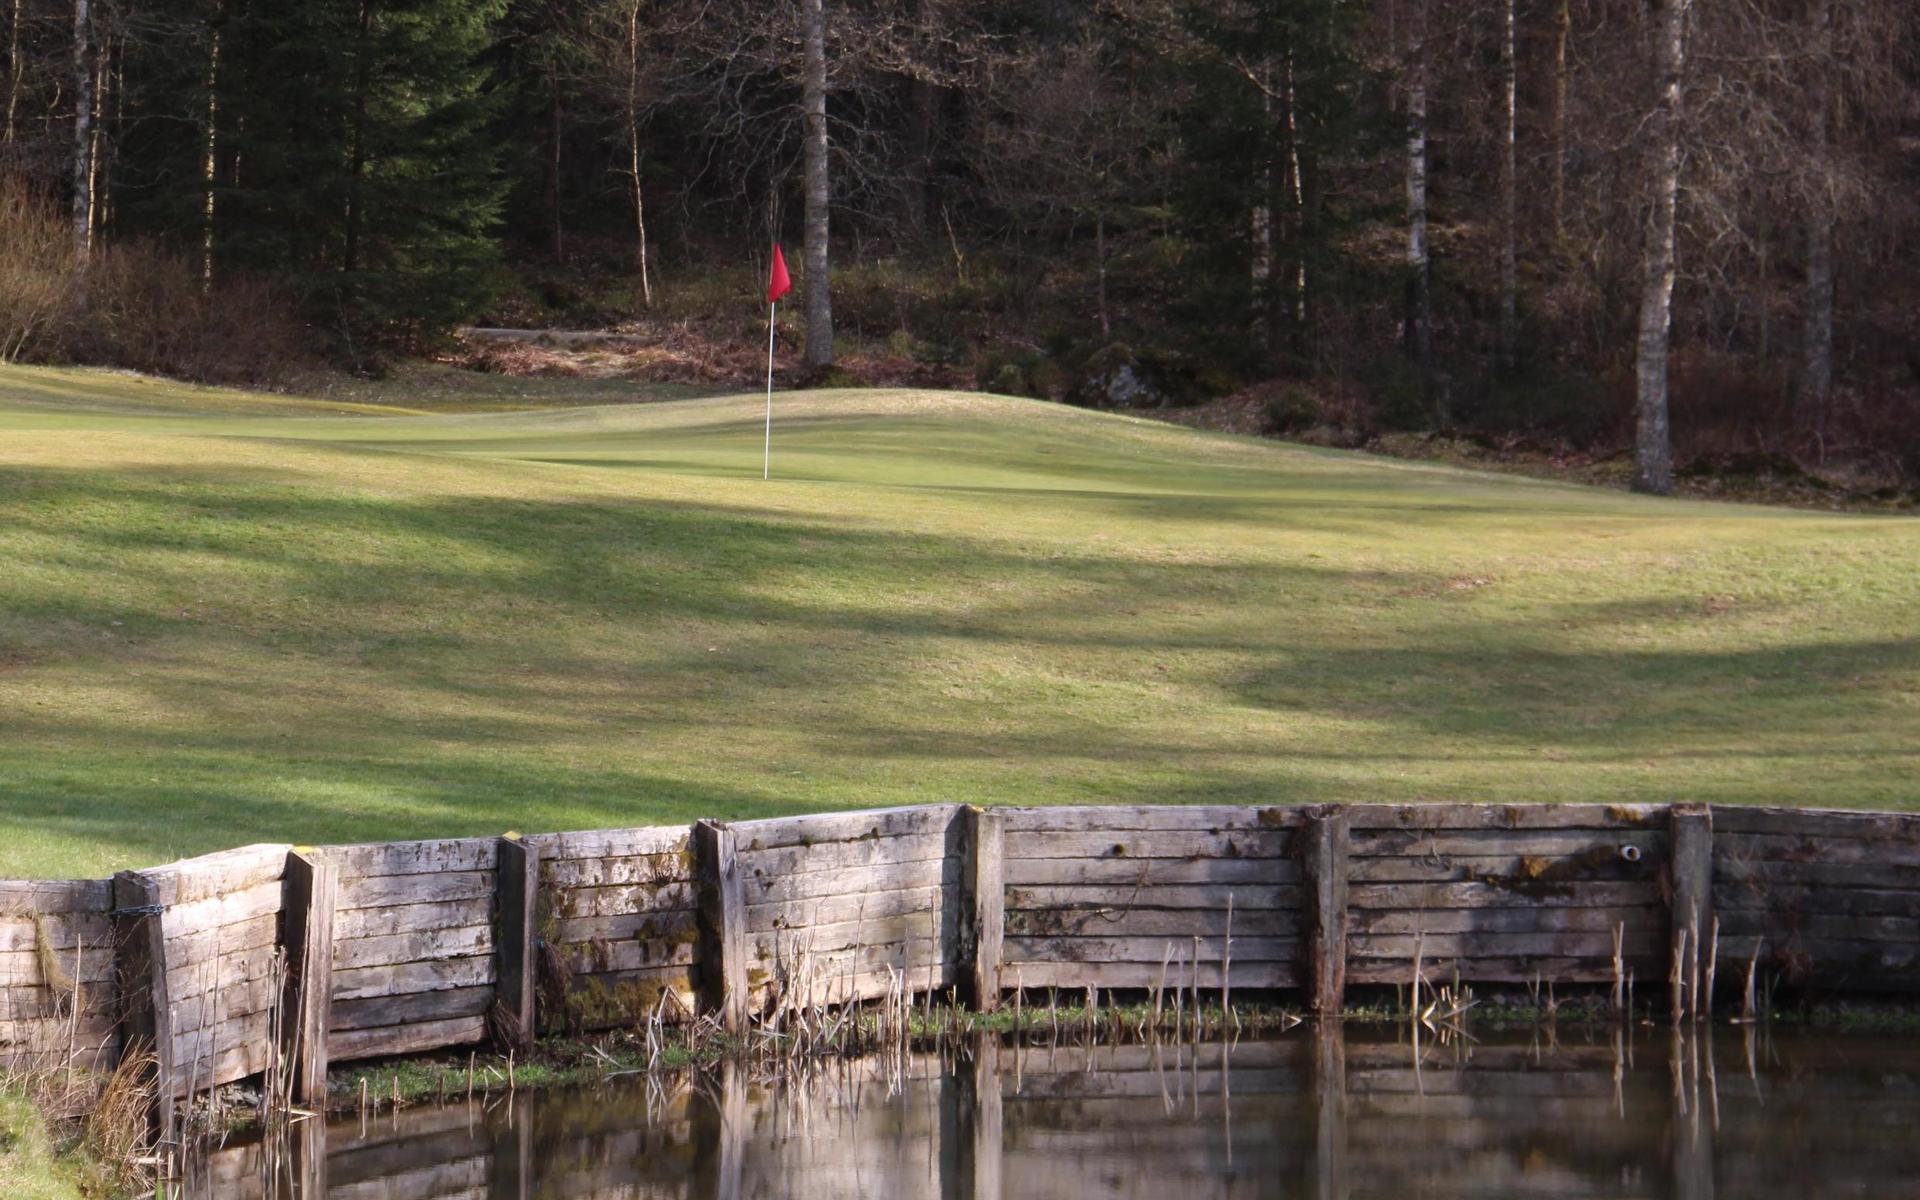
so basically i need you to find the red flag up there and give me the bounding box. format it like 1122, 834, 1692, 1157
767, 245, 792, 304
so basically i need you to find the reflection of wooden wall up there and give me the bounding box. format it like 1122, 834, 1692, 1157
194, 1027, 1920, 1200
8, 802, 1920, 1114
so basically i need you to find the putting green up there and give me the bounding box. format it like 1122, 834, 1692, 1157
1, 364, 1915, 878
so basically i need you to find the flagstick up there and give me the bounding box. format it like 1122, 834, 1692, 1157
764, 301, 777, 480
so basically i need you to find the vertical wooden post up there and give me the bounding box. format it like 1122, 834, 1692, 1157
694, 820, 747, 1032
280, 850, 337, 1109
494, 835, 539, 1053
972, 1034, 1004, 1200
960, 806, 1004, 1012
1303, 806, 1351, 1017
111, 869, 175, 1145
1669, 805, 1713, 1016
291, 1101, 328, 1196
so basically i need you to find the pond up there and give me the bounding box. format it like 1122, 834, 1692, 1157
192, 1025, 1920, 1198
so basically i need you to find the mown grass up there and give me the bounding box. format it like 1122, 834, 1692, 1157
0, 1087, 94, 1200
0, 363, 1916, 878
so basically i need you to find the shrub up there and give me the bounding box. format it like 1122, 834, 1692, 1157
1262, 385, 1320, 433
0, 178, 75, 363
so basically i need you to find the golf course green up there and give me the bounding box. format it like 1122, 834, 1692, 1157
1, 363, 1914, 879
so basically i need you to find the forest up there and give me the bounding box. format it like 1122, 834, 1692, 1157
0, 0, 1915, 496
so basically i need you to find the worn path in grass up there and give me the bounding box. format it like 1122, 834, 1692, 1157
0, 364, 1915, 877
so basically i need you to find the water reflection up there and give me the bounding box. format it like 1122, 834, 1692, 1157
193, 1024, 1920, 1198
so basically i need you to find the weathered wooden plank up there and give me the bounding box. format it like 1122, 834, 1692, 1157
1303, 807, 1350, 1017
1346, 804, 1667, 831
747, 910, 943, 959
542, 852, 694, 890
1708, 806, 1920, 839
331, 986, 494, 1032
1716, 832, 1920, 866
172, 1008, 274, 1068
0, 988, 115, 1021
1001, 806, 1306, 833
526, 825, 692, 862
167, 911, 279, 974
1347, 853, 1659, 884
1004, 856, 1293, 887
281, 850, 335, 1109
1347, 931, 1665, 959
1346, 958, 1623, 984
1005, 884, 1300, 911
0, 947, 115, 987
339, 871, 493, 910
748, 885, 952, 933
333, 955, 492, 1002
547, 881, 698, 920
0, 879, 112, 916
1713, 884, 1920, 919
558, 966, 699, 1029
1004, 935, 1300, 964
333, 924, 493, 971
1716, 935, 1920, 972
158, 879, 283, 941
693, 820, 747, 1032
552, 909, 696, 947
557, 936, 696, 975
0, 912, 113, 951
750, 938, 949, 984
1715, 858, 1920, 891
332, 898, 492, 941
999, 960, 1298, 990
328, 838, 498, 878
1347, 881, 1658, 909
1351, 830, 1665, 857
167, 1028, 275, 1097
0, 1013, 118, 1049
495, 836, 538, 1054
1005, 905, 1297, 939
730, 805, 961, 851
1716, 909, 1920, 944
738, 831, 950, 878
963, 806, 1004, 1011
744, 858, 957, 905
139, 845, 290, 908
327, 1016, 488, 1063
1349, 906, 1667, 936
1005, 830, 1293, 862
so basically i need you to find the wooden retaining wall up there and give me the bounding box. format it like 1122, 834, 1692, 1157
4, 802, 1920, 1120
0, 879, 117, 1073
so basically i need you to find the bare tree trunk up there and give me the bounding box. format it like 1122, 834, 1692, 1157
1550, 0, 1570, 242
624, 0, 650, 307
1632, 0, 1692, 496
1404, 0, 1434, 416
548, 71, 564, 262
1094, 206, 1110, 338
4, 0, 22, 143
85, 28, 106, 240
1800, 0, 1835, 428
1498, 0, 1518, 373
1285, 48, 1306, 332
801, 0, 833, 370
201, 14, 222, 287
71, 0, 93, 265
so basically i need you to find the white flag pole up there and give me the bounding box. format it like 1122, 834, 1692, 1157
764, 301, 776, 480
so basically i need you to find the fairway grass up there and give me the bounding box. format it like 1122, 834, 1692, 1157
0, 364, 1915, 878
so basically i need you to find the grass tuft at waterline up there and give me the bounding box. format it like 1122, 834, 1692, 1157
0, 364, 1916, 878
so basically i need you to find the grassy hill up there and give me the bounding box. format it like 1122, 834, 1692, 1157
0, 364, 1915, 878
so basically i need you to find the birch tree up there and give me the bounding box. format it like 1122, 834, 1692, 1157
1631, 0, 1692, 495
800, 0, 831, 369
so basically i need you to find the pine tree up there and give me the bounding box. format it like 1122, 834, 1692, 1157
218, 0, 506, 345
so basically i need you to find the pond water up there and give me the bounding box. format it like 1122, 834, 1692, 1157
194, 1025, 1920, 1198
